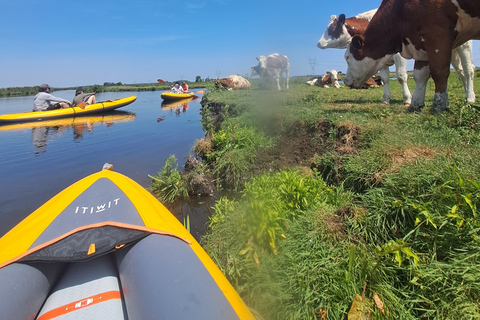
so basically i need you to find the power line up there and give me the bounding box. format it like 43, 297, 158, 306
308, 56, 317, 75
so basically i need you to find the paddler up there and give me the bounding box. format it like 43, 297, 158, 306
33, 83, 72, 111
72, 87, 96, 106
181, 81, 189, 93
170, 82, 184, 94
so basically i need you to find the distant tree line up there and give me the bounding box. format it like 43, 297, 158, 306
0, 79, 213, 98
0, 86, 39, 97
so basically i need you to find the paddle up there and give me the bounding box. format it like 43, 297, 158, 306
157, 79, 166, 84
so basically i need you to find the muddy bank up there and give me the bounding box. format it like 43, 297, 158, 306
187, 95, 362, 195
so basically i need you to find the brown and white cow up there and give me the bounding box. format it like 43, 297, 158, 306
343, 0, 480, 113
215, 75, 251, 90
251, 53, 290, 90
307, 70, 342, 88
318, 9, 476, 107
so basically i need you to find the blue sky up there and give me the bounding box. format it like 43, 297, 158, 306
1, 0, 479, 88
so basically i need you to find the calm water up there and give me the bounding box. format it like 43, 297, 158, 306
0, 90, 209, 239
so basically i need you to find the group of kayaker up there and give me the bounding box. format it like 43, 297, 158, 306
33, 84, 96, 112
33, 80, 189, 112
170, 81, 189, 94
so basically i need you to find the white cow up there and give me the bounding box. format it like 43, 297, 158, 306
251, 53, 290, 90
318, 9, 476, 107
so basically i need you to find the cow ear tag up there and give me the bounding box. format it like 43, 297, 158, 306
87, 243, 96, 255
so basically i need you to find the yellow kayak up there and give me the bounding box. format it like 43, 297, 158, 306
0, 96, 137, 124
161, 91, 194, 101
0, 112, 136, 131
0, 166, 255, 320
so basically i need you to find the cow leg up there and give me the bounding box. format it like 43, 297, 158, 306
285, 67, 289, 90
393, 53, 412, 106
452, 41, 475, 103
275, 71, 281, 90
408, 60, 429, 113
428, 45, 452, 114
379, 67, 391, 104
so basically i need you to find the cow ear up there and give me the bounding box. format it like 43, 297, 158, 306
339, 14, 346, 25
351, 35, 364, 50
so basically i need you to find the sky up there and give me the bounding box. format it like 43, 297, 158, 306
1, 0, 479, 88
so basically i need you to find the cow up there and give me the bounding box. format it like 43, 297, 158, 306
307, 70, 341, 87
321, 70, 341, 88
318, 10, 411, 105
214, 75, 251, 90
251, 53, 290, 90
343, 0, 480, 114
318, 9, 476, 108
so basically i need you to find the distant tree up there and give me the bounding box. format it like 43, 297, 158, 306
195, 76, 202, 82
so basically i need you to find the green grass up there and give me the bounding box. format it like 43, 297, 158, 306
197, 71, 480, 319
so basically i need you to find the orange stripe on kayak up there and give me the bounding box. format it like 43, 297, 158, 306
36, 290, 121, 320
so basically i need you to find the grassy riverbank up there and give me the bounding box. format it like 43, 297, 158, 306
151, 72, 480, 319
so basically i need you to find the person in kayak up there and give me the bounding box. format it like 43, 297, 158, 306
33, 84, 72, 111
170, 82, 184, 94
181, 81, 189, 93
72, 87, 96, 107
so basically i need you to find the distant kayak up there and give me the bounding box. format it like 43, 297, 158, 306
0, 96, 137, 124
161, 91, 194, 101
0, 166, 255, 320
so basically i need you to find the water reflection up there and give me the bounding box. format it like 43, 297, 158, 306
0, 111, 136, 154
162, 98, 193, 112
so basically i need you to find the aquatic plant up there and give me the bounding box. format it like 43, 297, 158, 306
149, 155, 189, 203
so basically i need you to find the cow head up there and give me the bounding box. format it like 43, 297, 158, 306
343, 35, 392, 88
251, 55, 268, 77
251, 65, 261, 77
317, 14, 350, 49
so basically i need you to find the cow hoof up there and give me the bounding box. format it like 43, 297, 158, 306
429, 106, 448, 114
430, 92, 448, 114
380, 101, 389, 105
403, 103, 411, 107
407, 104, 423, 113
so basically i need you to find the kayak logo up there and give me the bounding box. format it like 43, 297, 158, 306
74, 197, 121, 214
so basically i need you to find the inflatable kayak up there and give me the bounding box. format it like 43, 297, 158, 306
161, 91, 194, 101
0, 96, 137, 124
0, 112, 136, 131
0, 165, 255, 320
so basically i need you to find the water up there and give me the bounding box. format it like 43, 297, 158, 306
0, 90, 209, 239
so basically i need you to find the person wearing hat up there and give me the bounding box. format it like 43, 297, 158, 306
33, 84, 72, 111
72, 87, 96, 107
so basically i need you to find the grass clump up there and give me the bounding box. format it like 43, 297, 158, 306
149, 155, 189, 203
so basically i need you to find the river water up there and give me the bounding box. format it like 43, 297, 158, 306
0, 90, 210, 239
